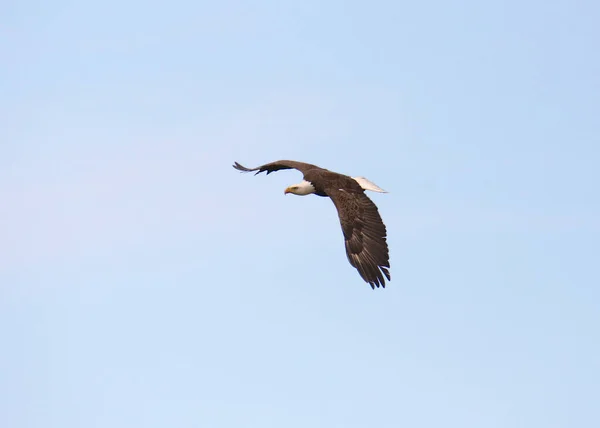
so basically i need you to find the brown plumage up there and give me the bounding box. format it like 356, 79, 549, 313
233, 160, 391, 289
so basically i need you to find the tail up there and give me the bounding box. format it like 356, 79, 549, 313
352, 177, 388, 193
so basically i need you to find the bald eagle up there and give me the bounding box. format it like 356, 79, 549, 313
233, 160, 391, 289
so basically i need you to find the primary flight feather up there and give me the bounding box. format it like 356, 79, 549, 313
233, 160, 391, 289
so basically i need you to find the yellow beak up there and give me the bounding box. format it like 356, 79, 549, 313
284, 187, 291, 195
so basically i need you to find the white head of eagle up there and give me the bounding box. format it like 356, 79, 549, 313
284, 180, 316, 196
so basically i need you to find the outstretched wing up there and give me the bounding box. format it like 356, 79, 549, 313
233, 160, 321, 176
329, 188, 391, 289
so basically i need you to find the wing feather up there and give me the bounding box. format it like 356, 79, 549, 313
233, 160, 321, 176
328, 188, 391, 289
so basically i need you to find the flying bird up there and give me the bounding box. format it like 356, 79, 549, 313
233, 160, 391, 289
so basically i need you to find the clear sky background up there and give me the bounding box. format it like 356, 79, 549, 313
1, 1, 599, 427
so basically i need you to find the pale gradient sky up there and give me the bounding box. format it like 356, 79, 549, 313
1, 1, 599, 427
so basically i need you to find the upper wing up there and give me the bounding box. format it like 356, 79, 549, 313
233, 160, 321, 176
329, 188, 391, 289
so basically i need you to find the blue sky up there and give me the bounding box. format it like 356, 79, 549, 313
1, 1, 599, 427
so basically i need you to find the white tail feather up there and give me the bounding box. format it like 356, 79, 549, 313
352, 177, 388, 193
